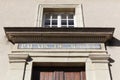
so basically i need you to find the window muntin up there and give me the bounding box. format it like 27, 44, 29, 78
44, 13, 57, 28
61, 13, 74, 28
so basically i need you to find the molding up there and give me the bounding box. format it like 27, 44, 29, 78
4, 27, 114, 43
11, 50, 107, 53
89, 54, 110, 63
8, 54, 29, 63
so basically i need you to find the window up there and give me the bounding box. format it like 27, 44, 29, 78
43, 8, 75, 28
37, 4, 84, 27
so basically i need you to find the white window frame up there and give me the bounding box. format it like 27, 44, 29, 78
36, 4, 84, 27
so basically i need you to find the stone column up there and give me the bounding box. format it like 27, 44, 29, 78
7, 54, 28, 80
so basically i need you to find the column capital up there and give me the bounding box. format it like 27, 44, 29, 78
89, 54, 110, 63
8, 54, 29, 63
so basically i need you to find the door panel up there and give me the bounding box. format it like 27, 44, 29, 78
32, 67, 86, 80
59, 72, 64, 80
74, 72, 81, 80
40, 72, 53, 80
81, 71, 86, 80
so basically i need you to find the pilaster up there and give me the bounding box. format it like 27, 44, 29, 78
7, 54, 29, 80
86, 54, 111, 80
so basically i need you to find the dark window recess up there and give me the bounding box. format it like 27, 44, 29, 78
45, 20, 50, 25
61, 20, 67, 25
68, 20, 74, 25
52, 20, 57, 25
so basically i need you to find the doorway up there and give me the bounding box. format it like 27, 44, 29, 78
32, 67, 86, 80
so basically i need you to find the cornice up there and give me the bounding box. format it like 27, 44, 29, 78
4, 27, 115, 43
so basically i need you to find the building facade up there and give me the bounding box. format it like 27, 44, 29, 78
0, 0, 120, 80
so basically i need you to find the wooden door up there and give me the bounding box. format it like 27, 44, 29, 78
32, 67, 86, 80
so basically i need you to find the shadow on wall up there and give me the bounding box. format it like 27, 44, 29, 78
108, 58, 115, 80
106, 37, 120, 46
27, 56, 33, 62
106, 37, 120, 80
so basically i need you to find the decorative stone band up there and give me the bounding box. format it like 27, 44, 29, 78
18, 43, 101, 49
89, 54, 110, 63
8, 54, 29, 63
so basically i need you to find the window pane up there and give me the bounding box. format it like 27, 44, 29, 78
61, 20, 67, 25
45, 20, 50, 25
61, 14, 67, 19
68, 20, 74, 25
68, 14, 74, 19
52, 20, 57, 25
